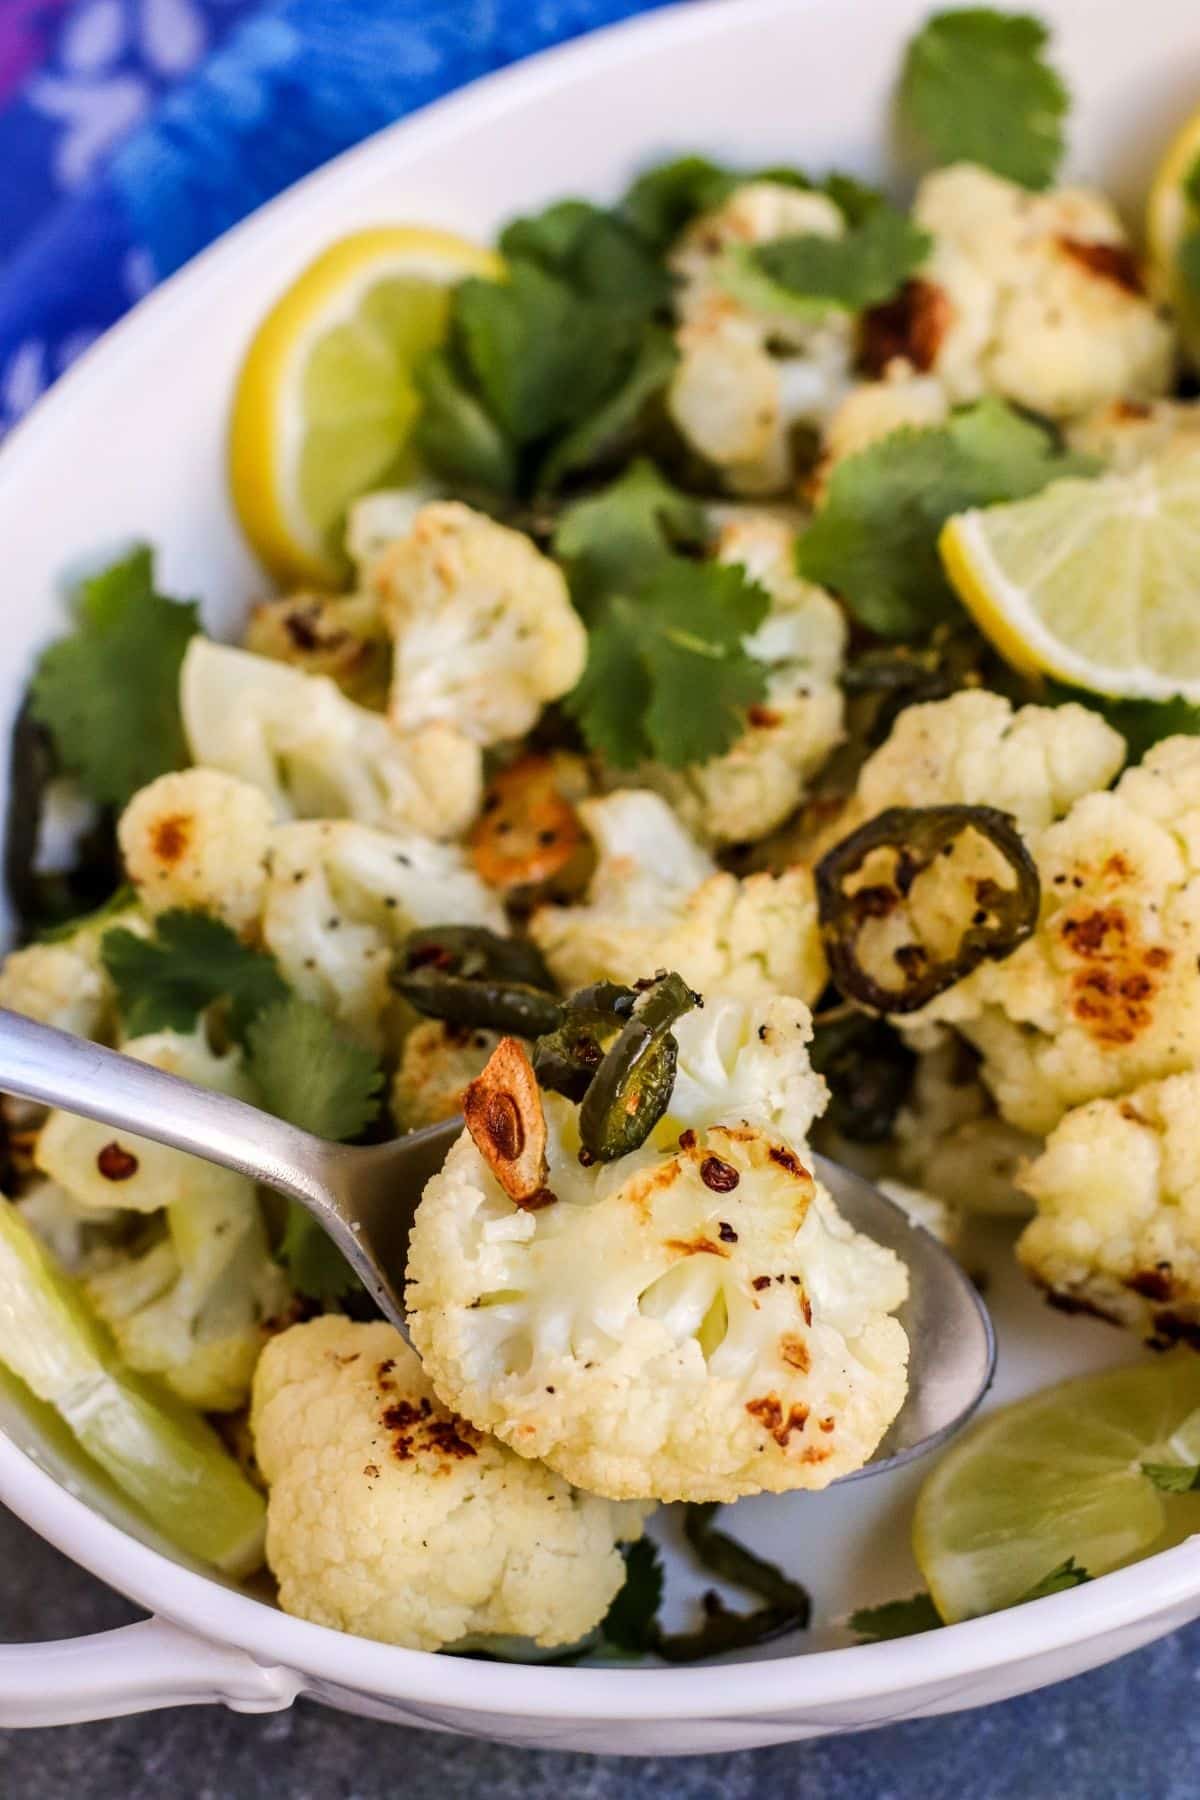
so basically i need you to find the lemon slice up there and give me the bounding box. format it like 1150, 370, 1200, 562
940, 448, 1200, 701
1146, 105, 1200, 362
230, 227, 501, 585
914, 1358, 1200, 1624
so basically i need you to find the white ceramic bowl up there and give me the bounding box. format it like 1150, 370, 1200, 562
2, 0, 1200, 1754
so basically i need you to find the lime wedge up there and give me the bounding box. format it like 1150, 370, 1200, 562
0, 1200, 264, 1575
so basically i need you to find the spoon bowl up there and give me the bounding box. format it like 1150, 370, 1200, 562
0, 1007, 994, 1476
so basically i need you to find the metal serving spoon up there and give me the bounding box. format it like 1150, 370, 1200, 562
0, 1007, 994, 1475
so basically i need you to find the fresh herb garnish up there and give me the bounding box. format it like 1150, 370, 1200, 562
742, 205, 932, 314
246, 994, 383, 1143
618, 155, 885, 250
101, 910, 288, 1041
30, 547, 199, 810
797, 399, 1097, 638
1142, 1461, 1200, 1494
849, 1590, 944, 1641
898, 8, 1070, 191
1019, 1557, 1093, 1599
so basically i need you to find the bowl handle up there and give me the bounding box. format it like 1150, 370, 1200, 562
0, 1616, 303, 1726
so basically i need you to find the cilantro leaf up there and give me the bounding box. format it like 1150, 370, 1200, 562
798, 398, 1097, 637
247, 995, 383, 1303
849, 1591, 943, 1641
537, 327, 678, 493
1142, 1461, 1200, 1494
601, 1537, 665, 1652
30, 547, 199, 809
38, 884, 137, 945
620, 154, 883, 250
246, 995, 383, 1142
411, 349, 517, 498
553, 458, 708, 611
101, 910, 287, 1040
899, 8, 1070, 191
565, 601, 653, 767
454, 262, 641, 448
499, 200, 671, 320
1018, 1557, 1092, 1599
746, 206, 932, 312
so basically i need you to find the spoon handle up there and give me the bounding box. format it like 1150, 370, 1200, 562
0, 1007, 338, 1215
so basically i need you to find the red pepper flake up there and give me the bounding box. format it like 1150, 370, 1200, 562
97, 1142, 139, 1181
717, 1221, 738, 1244
752, 1275, 772, 1292
700, 1155, 740, 1193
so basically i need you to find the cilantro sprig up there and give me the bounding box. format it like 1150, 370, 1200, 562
100, 912, 383, 1300
555, 460, 771, 768
30, 547, 199, 810
797, 399, 1097, 637
849, 1558, 1091, 1641
899, 8, 1070, 191
740, 206, 932, 314
618, 155, 884, 251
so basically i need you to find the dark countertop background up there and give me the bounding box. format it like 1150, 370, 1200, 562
1, 1504, 1196, 1799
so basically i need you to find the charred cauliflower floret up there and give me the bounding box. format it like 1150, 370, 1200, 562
640, 515, 846, 847
118, 769, 274, 936
1018, 1072, 1200, 1344
0, 896, 146, 1044
816, 366, 950, 492
181, 637, 482, 840
407, 997, 910, 1502
261, 820, 504, 1046
1066, 398, 1200, 472
903, 164, 1175, 421
528, 790, 826, 1003
250, 1317, 650, 1652
916, 736, 1200, 1135
833, 690, 1125, 850
370, 502, 587, 747
242, 590, 389, 707
34, 1028, 287, 1411
667, 183, 855, 493
392, 1021, 506, 1131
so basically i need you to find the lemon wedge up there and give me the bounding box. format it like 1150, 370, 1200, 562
914, 1359, 1200, 1623
940, 447, 1200, 701
229, 226, 501, 585
1146, 105, 1200, 363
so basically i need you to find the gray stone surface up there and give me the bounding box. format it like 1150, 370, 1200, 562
0, 1501, 1190, 1799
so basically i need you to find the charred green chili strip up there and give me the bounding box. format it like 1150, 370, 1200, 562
533, 983, 638, 1102
809, 1008, 916, 1143
577, 971, 697, 1162
815, 804, 1039, 1014
391, 925, 564, 1036
652, 1504, 810, 1661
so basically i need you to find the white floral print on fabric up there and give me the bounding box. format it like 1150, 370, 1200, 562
28, 0, 212, 191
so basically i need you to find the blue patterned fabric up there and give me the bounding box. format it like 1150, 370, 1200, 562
0, 0, 677, 437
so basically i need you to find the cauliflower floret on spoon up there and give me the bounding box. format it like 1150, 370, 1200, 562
251, 1316, 650, 1652
370, 501, 587, 747
407, 994, 910, 1503
528, 790, 826, 1003
640, 515, 846, 847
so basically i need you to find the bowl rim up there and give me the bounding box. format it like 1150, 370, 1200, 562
2, 0, 1200, 1716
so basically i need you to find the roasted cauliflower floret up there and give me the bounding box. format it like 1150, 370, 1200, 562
816, 366, 950, 492
1066, 398, 1200, 472
528, 790, 826, 1003
916, 736, 1200, 1135
392, 1021, 506, 1131
906, 164, 1175, 421
891, 1035, 1038, 1219
250, 1317, 650, 1651
0, 898, 147, 1043
118, 769, 274, 936
370, 502, 587, 747
667, 183, 855, 492
242, 591, 389, 706
640, 515, 846, 847
181, 637, 482, 840
833, 690, 1125, 849
34, 1028, 287, 1410
408, 998, 909, 1502
261, 820, 504, 1046
1018, 1071, 1200, 1343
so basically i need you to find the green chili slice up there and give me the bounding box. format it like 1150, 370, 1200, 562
391, 925, 564, 1036
533, 983, 637, 1103
814, 804, 1039, 1014
577, 971, 698, 1162
809, 1008, 917, 1143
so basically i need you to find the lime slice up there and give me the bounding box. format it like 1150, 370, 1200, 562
914, 1358, 1200, 1623
940, 448, 1200, 701
0, 1200, 264, 1575
1146, 105, 1200, 364
229, 226, 502, 585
